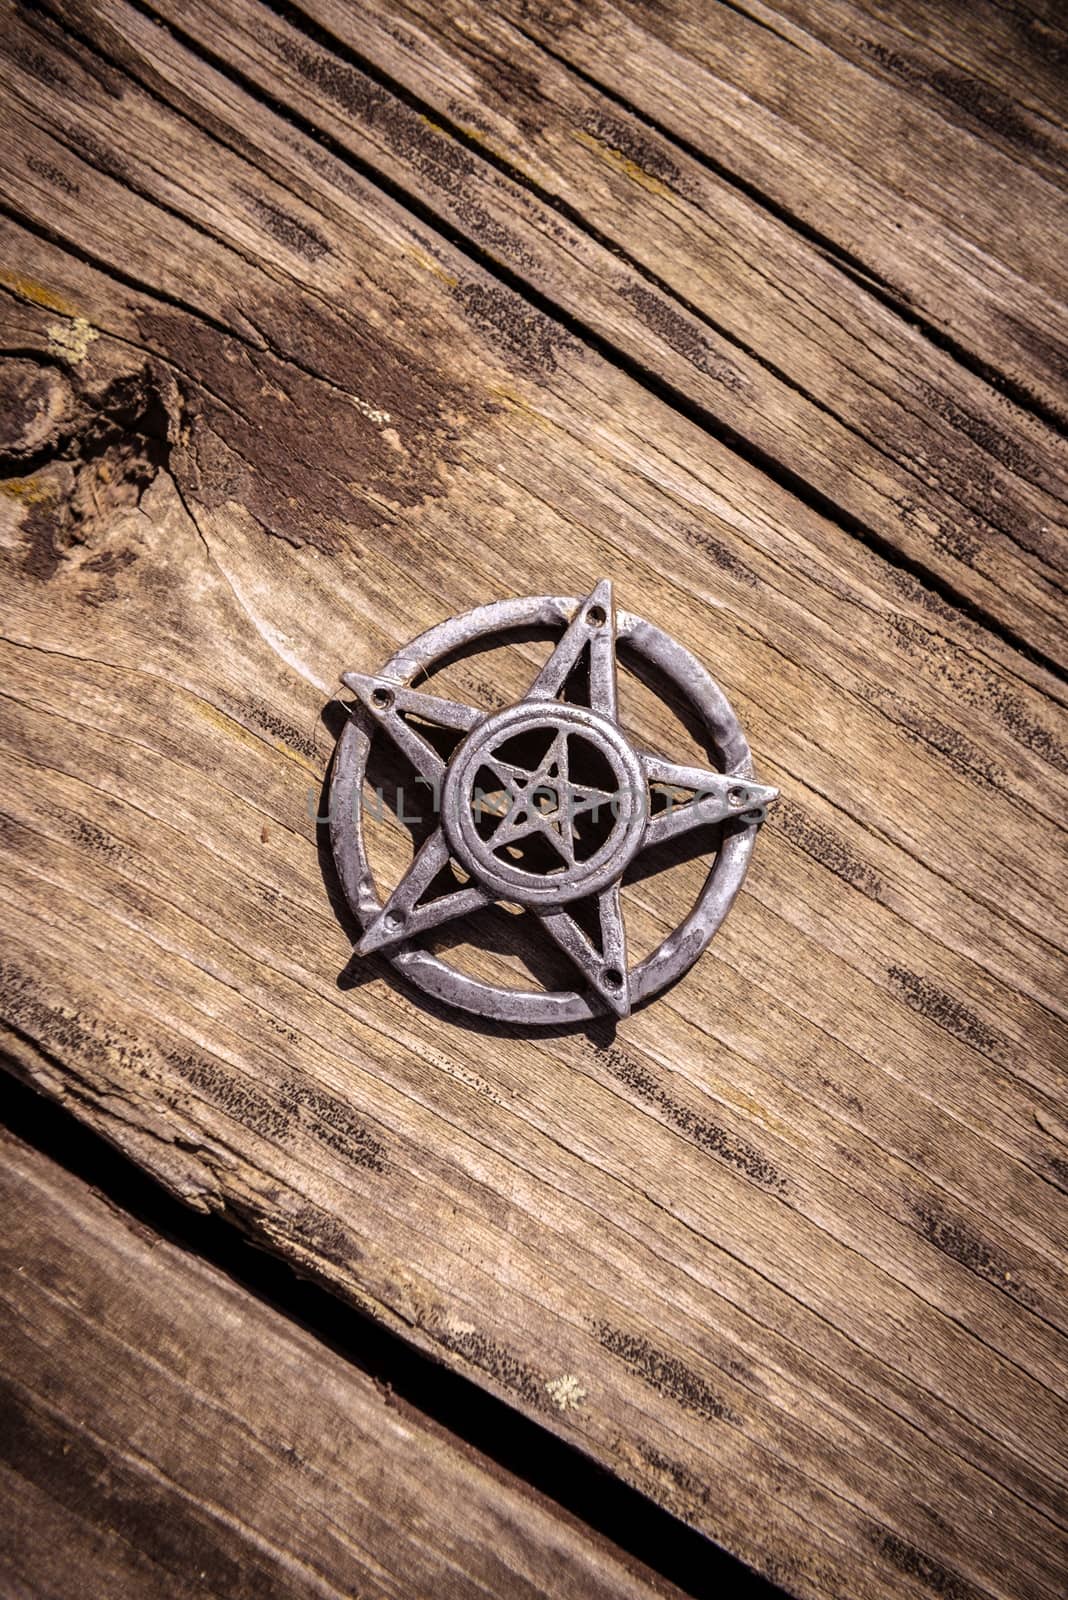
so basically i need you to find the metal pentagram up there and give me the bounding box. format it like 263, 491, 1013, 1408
329, 580, 778, 1023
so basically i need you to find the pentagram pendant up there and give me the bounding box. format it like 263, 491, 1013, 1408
329, 581, 777, 1024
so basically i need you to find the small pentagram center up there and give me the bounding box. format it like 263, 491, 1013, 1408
442, 702, 648, 906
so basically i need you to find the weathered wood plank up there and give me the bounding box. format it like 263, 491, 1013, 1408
830, 0, 1067, 134
58, 0, 1068, 666
0, 5, 1066, 1600
764, 0, 1067, 171
495, 0, 1068, 423
0, 1123, 690, 1600
1, 11, 1064, 985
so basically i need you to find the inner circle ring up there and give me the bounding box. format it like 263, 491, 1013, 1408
329, 594, 757, 1025
442, 700, 647, 906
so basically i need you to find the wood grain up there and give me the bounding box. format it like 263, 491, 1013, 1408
0, 1123, 689, 1599
0, 2, 1065, 1597
496, 0, 1068, 421
83, 0, 1068, 666
820, 0, 1068, 134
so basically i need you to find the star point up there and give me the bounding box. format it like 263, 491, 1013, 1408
641, 754, 779, 848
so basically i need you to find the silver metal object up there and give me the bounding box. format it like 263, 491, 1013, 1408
329, 581, 777, 1024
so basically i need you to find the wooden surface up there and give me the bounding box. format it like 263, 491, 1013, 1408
0, 1121, 687, 1600
0, 1, 1065, 1597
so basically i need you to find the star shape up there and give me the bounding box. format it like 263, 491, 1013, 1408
478, 727, 616, 869
342, 581, 778, 1017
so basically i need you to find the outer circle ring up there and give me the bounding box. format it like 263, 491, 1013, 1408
329, 594, 757, 1025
